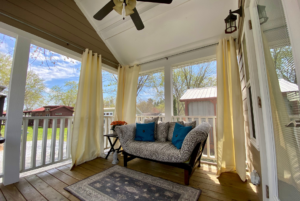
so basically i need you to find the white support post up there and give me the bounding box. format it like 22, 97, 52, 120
164, 61, 173, 122
3, 36, 30, 185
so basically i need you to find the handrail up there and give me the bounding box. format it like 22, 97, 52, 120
23, 116, 73, 120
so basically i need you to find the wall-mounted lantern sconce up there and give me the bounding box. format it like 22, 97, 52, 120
225, 6, 242, 34
257, 5, 268, 25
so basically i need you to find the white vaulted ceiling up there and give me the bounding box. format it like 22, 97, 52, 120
75, 0, 238, 66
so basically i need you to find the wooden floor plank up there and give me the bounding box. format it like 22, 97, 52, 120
198, 194, 219, 201
56, 165, 87, 180
0, 156, 258, 201
0, 184, 26, 201
36, 171, 79, 201
13, 178, 46, 201
25, 175, 69, 201
47, 168, 78, 185
0, 190, 6, 201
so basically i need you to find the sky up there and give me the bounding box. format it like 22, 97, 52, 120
0, 32, 117, 109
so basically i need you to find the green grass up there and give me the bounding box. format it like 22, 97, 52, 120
0, 125, 68, 142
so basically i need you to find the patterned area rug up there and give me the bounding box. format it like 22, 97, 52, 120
65, 165, 201, 201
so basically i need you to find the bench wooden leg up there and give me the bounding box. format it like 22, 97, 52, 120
184, 169, 190, 185
123, 152, 128, 167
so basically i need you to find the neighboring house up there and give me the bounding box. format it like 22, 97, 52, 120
104, 107, 142, 116
29, 105, 74, 128
180, 79, 300, 117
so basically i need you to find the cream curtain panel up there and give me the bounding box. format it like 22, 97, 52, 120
114, 65, 140, 124
71, 49, 104, 168
262, 33, 300, 190
216, 37, 246, 181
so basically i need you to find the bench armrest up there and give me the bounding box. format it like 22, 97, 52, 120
115, 124, 136, 146
180, 122, 211, 160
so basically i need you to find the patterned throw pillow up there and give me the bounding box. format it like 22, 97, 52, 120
184, 121, 197, 129
167, 121, 184, 141
144, 117, 159, 139
156, 122, 169, 142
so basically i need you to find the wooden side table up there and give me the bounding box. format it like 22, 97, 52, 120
104, 134, 122, 159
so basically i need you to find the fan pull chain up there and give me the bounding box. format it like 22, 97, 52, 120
122, 2, 126, 20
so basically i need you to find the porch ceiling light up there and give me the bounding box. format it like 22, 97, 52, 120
224, 6, 242, 34
257, 5, 268, 25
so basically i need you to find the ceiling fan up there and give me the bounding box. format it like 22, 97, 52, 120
93, 0, 173, 31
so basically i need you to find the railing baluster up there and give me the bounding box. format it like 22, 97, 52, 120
50, 119, 57, 163
213, 117, 217, 159
205, 118, 210, 159
41, 119, 48, 166
31, 119, 39, 169
20, 119, 28, 172
66, 118, 72, 159
58, 118, 65, 161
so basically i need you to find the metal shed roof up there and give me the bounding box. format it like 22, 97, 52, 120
180, 86, 217, 101
279, 79, 299, 93
180, 79, 299, 101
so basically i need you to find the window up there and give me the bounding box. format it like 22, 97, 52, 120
103, 70, 118, 109
172, 60, 217, 117
136, 70, 164, 116
242, 35, 257, 142
46, 114, 50, 116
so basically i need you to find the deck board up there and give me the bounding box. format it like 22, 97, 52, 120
0, 156, 259, 201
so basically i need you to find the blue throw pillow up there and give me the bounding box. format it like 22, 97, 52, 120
135, 122, 155, 142
172, 123, 193, 149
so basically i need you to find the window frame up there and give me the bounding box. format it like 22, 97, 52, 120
241, 30, 260, 150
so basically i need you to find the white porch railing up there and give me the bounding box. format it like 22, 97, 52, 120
1, 115, 216, 176
19, 116, 114, 173
20, 116, 73, 172
136, 115, 217, 162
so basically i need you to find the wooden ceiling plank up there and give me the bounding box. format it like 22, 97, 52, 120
48, 0, 94, 29
0, 15, 82, 54
2, 0, 118, 62
60, 0, 86, 16
46, 0, 94, 31
27, 0, 108, 49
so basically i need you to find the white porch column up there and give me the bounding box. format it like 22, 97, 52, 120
3, 36, 30, 185
164, 61, 173, 122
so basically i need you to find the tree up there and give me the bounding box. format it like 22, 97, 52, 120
0, 54, 46, 110
104, 96, 116, 108
24, 70, 46, 110
0, 54, 12, 90
173, 95, 177, 116
49, 81, 78, 107
271, 46, 296, 83
173, 61, 216, 115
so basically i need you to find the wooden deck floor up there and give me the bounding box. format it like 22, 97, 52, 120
0, 156, 259, 201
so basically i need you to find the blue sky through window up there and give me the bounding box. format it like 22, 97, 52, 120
0, 32, 117, 109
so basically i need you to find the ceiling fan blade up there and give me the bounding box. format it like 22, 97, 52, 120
130, 8, 145, 30
137, 0, 173, 4
93, 0, 114, 20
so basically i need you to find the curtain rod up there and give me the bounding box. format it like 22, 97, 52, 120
0, 12, 119, 66
129, 38, 236, 68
